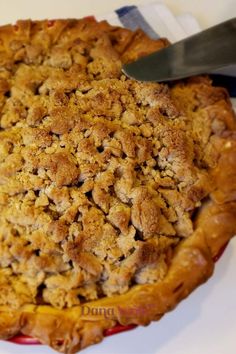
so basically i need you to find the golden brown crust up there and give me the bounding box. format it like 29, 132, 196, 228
0, 18, 235, 354
0, 227, 215, 353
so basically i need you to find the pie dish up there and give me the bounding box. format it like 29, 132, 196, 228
0, 17, 235, 354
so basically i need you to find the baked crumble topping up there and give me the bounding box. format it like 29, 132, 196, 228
0, 18, 235, 311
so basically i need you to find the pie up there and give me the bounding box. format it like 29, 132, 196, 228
0, 18, 235, 354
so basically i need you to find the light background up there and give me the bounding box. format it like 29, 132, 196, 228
0, 1, 235, 354
0, 0, 236, 28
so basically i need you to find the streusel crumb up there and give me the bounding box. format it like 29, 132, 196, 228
0, 19, 235, 309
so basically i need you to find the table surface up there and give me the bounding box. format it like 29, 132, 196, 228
0, 1, 235, 354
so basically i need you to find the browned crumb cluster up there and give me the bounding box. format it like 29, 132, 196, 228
0, 18, 235, 310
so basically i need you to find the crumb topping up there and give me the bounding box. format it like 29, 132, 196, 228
0, 19, 235, 309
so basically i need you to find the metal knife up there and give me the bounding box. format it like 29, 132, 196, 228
122, 18, 236, 93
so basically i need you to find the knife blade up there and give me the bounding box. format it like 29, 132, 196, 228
122, 18, 236, 83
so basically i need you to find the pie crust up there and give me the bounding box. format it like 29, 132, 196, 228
0, 18, 235, 354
